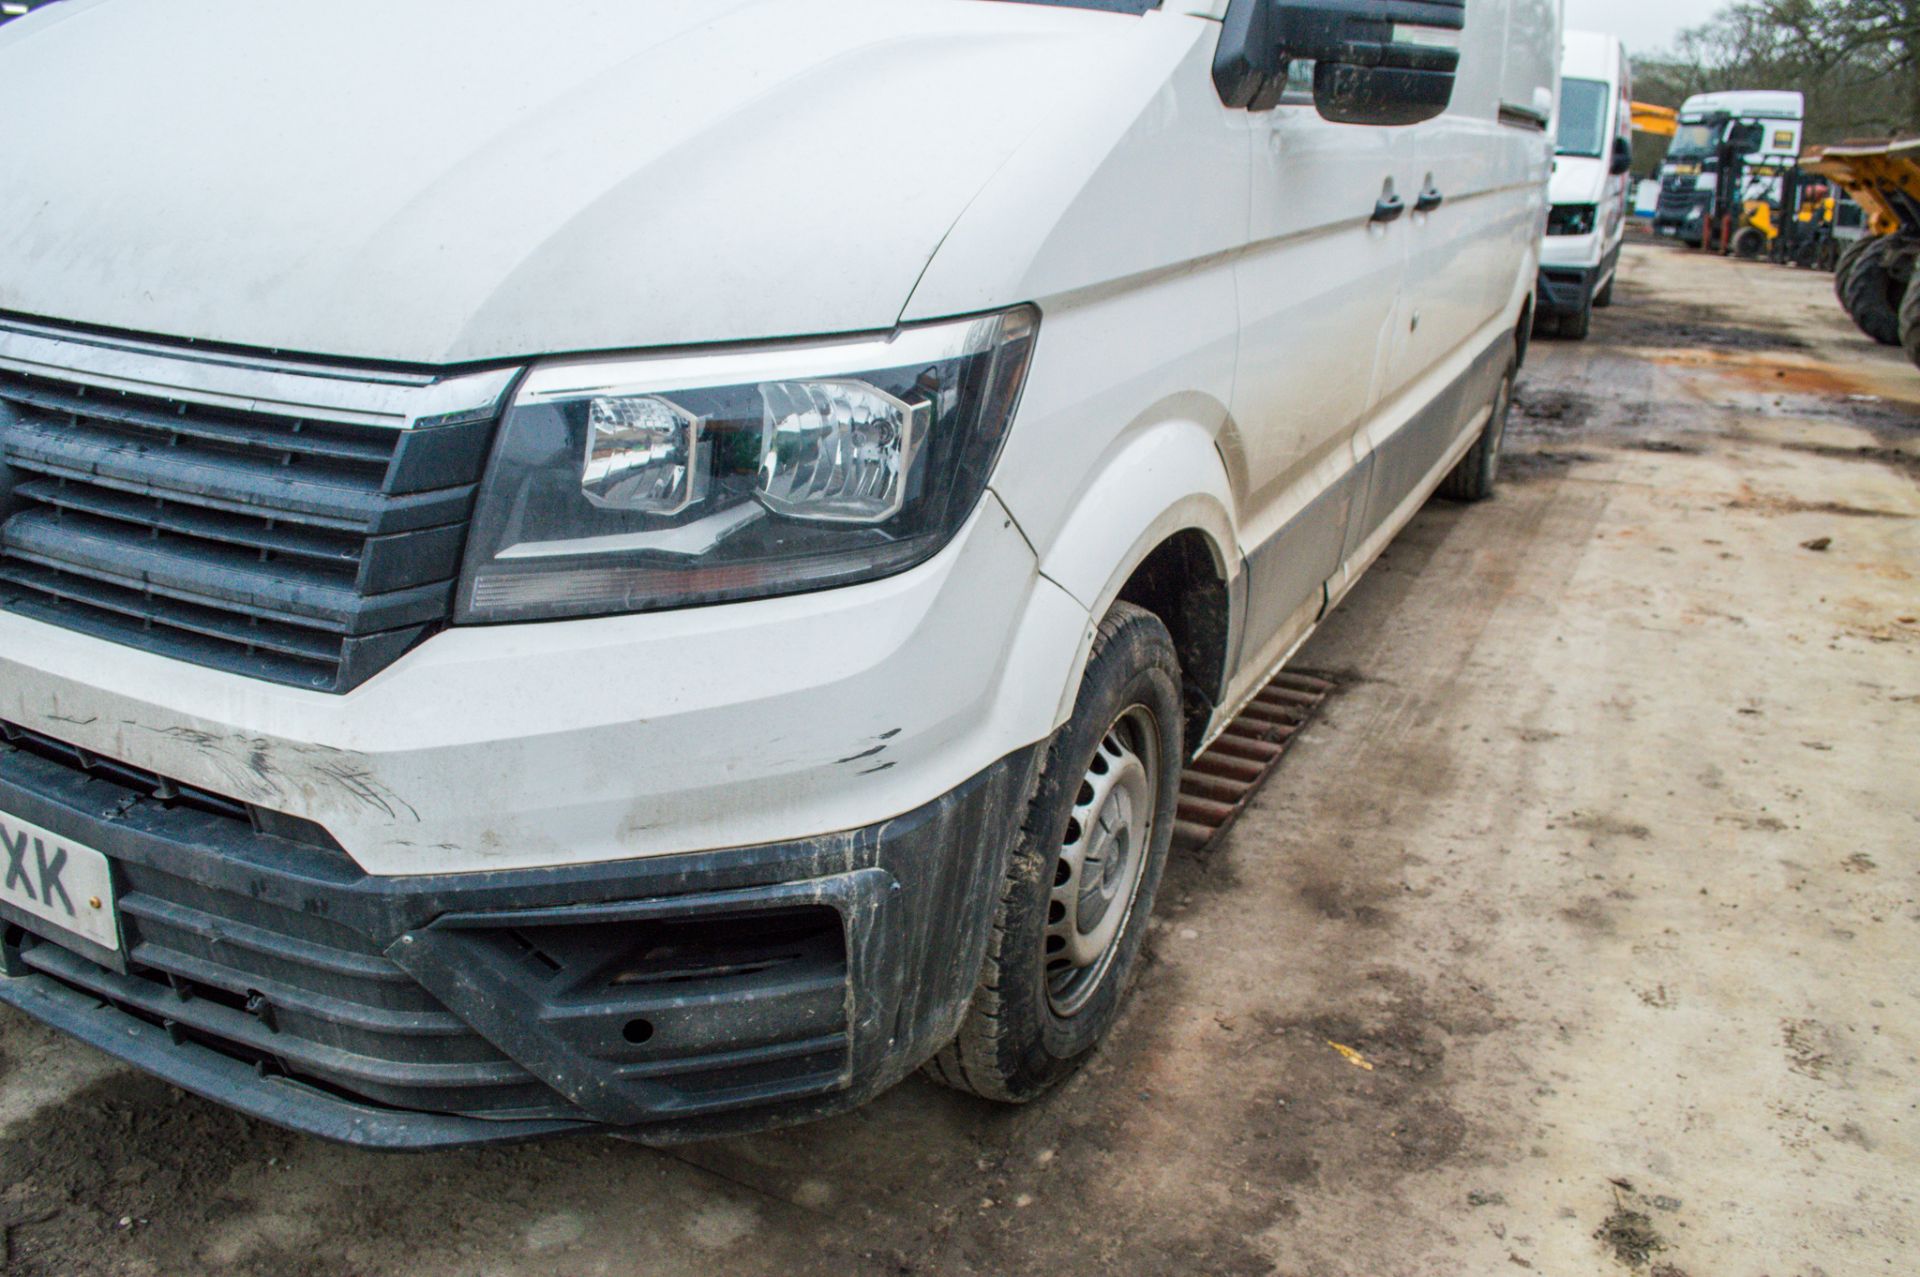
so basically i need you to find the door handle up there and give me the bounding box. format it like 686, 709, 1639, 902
1372, 194, 1406, 224
1415, 186, 1445, 213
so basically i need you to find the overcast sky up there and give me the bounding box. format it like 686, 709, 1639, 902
1564, 0, 1729, 57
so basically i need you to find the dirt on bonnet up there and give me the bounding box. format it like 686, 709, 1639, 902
2, 242, 1916, 1277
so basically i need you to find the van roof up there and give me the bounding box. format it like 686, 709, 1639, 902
1679, 90, 1805, 121
1561, 30, 1624, 84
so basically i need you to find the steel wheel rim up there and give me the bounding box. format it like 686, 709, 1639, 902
1045, 703, 1160, 1018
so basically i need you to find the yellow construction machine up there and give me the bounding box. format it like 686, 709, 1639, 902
1803, 138, 1920, 368
1630, 101, 1677, 139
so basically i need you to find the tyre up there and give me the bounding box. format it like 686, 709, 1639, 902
1731, 226, 1767, 260
1437, 362, 1514, 503
1840, 236, 1910, 346
1593, 272, 1615, 308
1834, 235, 1877, 299
926, 601, 1182, 1102
1558, 296, 1592, 340
1902, 269, 1920, 373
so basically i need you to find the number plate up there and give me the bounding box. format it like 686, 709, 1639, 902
0, 809, 122, 966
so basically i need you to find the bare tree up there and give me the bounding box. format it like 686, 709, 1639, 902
1635, 0, 1919, 143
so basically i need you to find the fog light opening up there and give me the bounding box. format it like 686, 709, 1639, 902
622, 1018, 656, 1045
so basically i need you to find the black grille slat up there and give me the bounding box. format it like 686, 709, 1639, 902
3, 416, 473, 534
0, 569, 428, 691
21, 944, 534, 1093
116, 893, 410, 985
15, 477, 366, 572
0, 339, 500, 691
1, 560, 347, 661
125, 940, 471, 1037
3, 510, 452, 633
13, 477, 467, 595
0, 373, 398, 472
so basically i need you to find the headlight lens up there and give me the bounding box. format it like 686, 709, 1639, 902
1547, 203, 1598, 236
456, 306, 1037, 623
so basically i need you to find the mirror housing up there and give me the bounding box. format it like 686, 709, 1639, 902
1214, 0, 1466, 126
1610, 137, 1633, 175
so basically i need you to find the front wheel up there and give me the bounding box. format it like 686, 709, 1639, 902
926, 602, 1182, 1102
1437, 365, 1514, 503
1558, 296, 1593, 340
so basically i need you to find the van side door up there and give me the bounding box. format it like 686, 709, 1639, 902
1344, 0, 1549, 562
1225, 62, 1406, 690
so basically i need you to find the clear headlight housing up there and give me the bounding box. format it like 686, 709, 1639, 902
1546, 203, 1598, 236
456, 307, 1037, 623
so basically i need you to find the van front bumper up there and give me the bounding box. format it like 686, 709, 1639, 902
1535, 264, 1596, 316
0, 728, 1040, 1147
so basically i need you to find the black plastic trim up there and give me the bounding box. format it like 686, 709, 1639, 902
0, 731, 1045, 1147
0, 973, 590, 1150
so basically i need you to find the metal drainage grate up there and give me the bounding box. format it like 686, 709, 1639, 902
1173, 671, 1335, 853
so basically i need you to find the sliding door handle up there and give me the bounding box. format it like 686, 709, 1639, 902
1415, 186, 1445, 213
1372, 194, 1406, 224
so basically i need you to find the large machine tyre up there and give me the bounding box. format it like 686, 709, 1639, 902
1839, 236, 1910, 346
1834, 235, 1878, 299
1732, 226, 1768, 260
1901, 270, 1920, 372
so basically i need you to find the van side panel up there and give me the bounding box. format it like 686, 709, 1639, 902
1356, 0, 1551, 541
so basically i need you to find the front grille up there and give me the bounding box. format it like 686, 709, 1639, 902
0, 321, 515, 692
1655, 184, 1706, 222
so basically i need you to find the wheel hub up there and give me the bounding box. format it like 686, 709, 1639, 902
1046, 705, 1159, 1017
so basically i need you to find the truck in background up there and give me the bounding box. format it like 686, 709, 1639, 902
1537, 30, 1633, 339
1652, 90, 1806, 247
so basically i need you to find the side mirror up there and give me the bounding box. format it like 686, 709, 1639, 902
1214, 0, 1466, 126
1610, 138, 1633, 175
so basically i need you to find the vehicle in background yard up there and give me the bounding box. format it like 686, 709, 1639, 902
1750, 167, 1841, 272
0, 1, 56, 23
0, 0, 1556, 1147
1652, 90, 1805, 248
1806, 138, 1920, 366
1537, 30, 1631, 339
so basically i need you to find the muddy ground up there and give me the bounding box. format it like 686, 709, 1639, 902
2, 243, 1915, 1276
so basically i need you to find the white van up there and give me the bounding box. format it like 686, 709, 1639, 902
1537, 30, 1631, 339
0, 0, 1556, 1146
1652, 89, 1806, 245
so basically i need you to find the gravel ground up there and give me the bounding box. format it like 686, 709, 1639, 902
2, 242, 1915, 1276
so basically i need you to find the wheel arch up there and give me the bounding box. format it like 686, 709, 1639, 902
1022, 419, 1240, 754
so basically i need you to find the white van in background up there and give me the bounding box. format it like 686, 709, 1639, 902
0, 0, 1556, 1146
1652, 89, 1806, 245
1537, 30, 1632, 339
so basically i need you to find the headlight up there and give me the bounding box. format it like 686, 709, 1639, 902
1547, 204, 1597, 236
456, 306, 1037, 623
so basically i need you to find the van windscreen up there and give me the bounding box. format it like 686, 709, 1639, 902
1555, 78, 1610, 158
